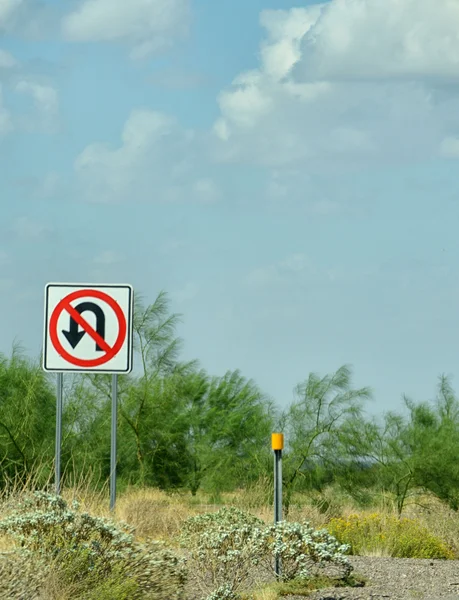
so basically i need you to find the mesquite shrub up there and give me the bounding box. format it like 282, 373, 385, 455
180, 507, 351, 600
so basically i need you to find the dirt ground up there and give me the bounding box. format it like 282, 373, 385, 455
293, 556, 459, 600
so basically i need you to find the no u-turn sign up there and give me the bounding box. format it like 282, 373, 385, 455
43, 283, 134, 373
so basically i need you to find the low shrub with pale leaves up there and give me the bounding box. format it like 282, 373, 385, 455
181, 507, 264, 599
180, 507, 352, 600
0, 491, 187, 600
256, 520, 352, 582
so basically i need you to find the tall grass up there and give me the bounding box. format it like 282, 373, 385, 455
0, 477, 457, 600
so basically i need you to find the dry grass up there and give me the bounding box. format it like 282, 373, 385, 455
0, 534, 16, 552
246, 588, 278, 600
60, 484, 238, 542
38, 570, 81, 600
403, 493, 459, 556
103, 485, 459, 556
115, 488, 198, 541
0, 477, 458, 556
0, 479, 457, 600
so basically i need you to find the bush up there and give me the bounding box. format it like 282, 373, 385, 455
0, 550, 47, 600
256, 520, 352, 582
41, 559, 140, 600
327, 512, 455, 559
205, 584, 240, 600
0, 491, 187, 599
181, 507, 265, 599
181, 507, 352, 600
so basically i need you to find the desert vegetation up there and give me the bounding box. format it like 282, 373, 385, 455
1, 291, 459, 598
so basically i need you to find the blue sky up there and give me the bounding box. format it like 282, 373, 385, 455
2, 0, 459, 416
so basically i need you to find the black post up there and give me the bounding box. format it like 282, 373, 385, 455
272, 433, 284, 578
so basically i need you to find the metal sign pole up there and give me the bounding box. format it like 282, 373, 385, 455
110, 373, 118, 511
55, 372, 63, 496
274, 449, 282, 522
272, 433, 284, 578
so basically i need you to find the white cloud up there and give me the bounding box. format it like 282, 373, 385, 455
293, 0, 459, 81
0, 0, 51, 37
40, 171, 60, 197
259, 6, 323, 80
0, 48, 59, 134
62, 0, 190, 59
75, 108, 215, 204
281, 254, 312, 273
10, 171, 62, 200
0, 49, 16, 69
440, 137, 459, 159
0, 88, 12, 135
218, 71, 274, 129
15, 80, 58, 116
0, 0, 22, 30
192, 178, 220, 203
13, 80, 59, 132
212, 0, 459, 171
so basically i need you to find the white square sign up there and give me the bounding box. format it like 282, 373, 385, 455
43, 283, 134, 373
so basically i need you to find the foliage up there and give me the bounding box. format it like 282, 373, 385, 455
336, 410, 417, 515
327, 512, 455, 559
182, 506, 264, 535
0, 549, 48, 600
62, 292, 274, 495
0, 491, 187, 599
0, 346, 55, 486
178, 369, 274, 495
181, 507, 352, 599
256, 520, 352, 582
180, 507, 265, 598
280, 365, 371, 513
6, 289, 459, 533
406, 376, 459, 511
337, 374, 459, 514
48, 553, 140, 600
205, 584, 241, 600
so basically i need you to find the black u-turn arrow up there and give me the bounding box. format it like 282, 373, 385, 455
62, 302, 106, 352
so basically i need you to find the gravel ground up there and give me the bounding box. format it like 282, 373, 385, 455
292, 556, 459, 600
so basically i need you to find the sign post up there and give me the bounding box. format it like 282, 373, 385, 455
110, 374, 118, 511
43, 283, 133, 507
272, 432, 284, 578
55, 372, 63, 495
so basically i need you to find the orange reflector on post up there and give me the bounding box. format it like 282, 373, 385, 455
271, 433, 284, 450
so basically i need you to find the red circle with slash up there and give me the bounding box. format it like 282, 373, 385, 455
49, 289, 127, 368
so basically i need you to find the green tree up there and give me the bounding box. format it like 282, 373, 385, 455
338, 410, 416, 514
116, 291, 194, 486
406, 375, 459, 510
61, 374, 113, 487
0, 346, 55, 487
338, 374, 459, 514
67, 291, 192, 488
70, 291, 274, 494
281, 365, 371, 515
179, 369, 274, 495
